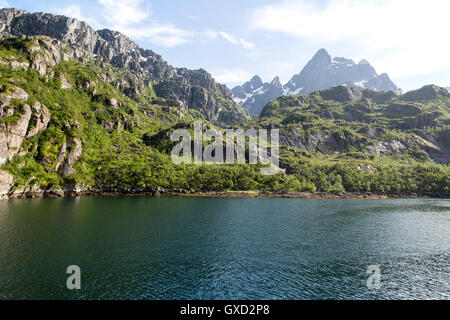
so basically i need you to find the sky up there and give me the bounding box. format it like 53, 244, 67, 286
1, 0, 450, 91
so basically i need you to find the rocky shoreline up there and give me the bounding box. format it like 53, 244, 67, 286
1, 187, 449, 200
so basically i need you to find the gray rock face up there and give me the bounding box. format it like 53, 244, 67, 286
0, 104, 32, 165
361, 89, 398, 104
319, 86, 363, 103
0, 169, 14, 197
26, 102, 50, 138
284, 49, 400, 95
0, 8, 245, 123
0, 85, 28, 110
366, 140, 406, 156
279, 129, 354, 154
153, 68, 246, 123
60, 137, 82, 177
401, 85, 449, 102
385, 103, 423, 117
0, 9, 100, 53
232, 76, 283, 115
232, 49, 400, 116
0, 85, 50, 165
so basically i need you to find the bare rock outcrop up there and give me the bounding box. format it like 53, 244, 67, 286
0, 169, 14, 198
0, 86, 50, 164
26, 102, 50, 138
366, 140, 406, 156
0, 104, 32, 165
60, 137, 82, 177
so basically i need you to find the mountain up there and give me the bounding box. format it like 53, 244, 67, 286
260, 84, 450, 164
0, 8, 248, 124
284, 48, 399, 94
233, 48, 400, 115
231, 75, 283, 115
0, 8, 448, 199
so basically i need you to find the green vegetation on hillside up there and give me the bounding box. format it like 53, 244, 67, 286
0, 37, 449, 195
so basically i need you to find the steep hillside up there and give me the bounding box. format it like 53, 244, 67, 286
0, 8, 448, 198
259, 85, 450, 163
0, 8, 248, 124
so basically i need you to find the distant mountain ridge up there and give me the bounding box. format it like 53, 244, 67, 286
233, 48, 400, 115
231, 75, 283, 115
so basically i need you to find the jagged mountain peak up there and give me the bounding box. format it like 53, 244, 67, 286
97, 28, 139, 51
232, 75, 284, 115
359, 59, 370, 65
249, 75, 263, 88
233, 48, 400, 115
251, 74, 263, 82
284, 50, 398, 95
270, 76, 282, 88
311, 48, 332, 63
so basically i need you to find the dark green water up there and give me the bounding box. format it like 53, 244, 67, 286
0, 196, 449, 300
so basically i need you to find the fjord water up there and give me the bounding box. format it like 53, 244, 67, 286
0, 197, 449, 300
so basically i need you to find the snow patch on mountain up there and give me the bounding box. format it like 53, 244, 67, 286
233, 49, 400, 115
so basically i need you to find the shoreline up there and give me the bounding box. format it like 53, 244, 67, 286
2, 189, 450, 200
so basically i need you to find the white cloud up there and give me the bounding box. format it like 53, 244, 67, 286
57, 4, 83, 20
0, 0, 9, 8
98, 0, 151, 27
200, 30, 255, 50
53, 1, 254, 50
203, 30, 219, 40
211, 68, 253, 85
218, 31, 255, 50
117, 24, 194, 47
54, 5, 101, 29
94, 0, 193, 48
250, 0, 450, 79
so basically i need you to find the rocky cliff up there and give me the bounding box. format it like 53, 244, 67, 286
0, 8, 247, 124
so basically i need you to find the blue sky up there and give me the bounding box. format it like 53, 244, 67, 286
1, 0, 450, 91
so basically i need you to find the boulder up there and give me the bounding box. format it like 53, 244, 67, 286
358, 164, 377, 173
